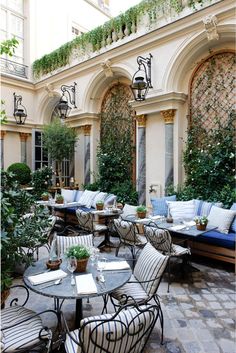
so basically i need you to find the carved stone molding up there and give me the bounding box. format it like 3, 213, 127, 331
136, 114, 146, 127
44, 83, 57, 97
203, 15, 219, 41
161, 109, 176, 124
1, 131, 6, 139
19, 133, 29, 142
83, 125, 91, 136
101, 59, 113, 78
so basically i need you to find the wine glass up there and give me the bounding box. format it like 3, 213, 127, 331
97, 257, 107, 282
89, 247, 99, 267
67, 256, 77, 285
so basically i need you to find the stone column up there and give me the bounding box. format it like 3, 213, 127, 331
19, 133, 29, 164
83, 125, 91, 185
1, 131, 6, 169
136, 115, 146, 205
161, 109, 175, 188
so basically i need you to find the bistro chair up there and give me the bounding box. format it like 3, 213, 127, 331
63, 303, 160, 353
108, 242, 169, 344
50, 233, 94, 258
144, 225, 191, 292
113, 218, 147, 266
1, 285, 58, 353
76, 209, 108, 237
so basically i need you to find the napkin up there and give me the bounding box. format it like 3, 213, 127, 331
170, 225, 187, 231
92, 210, 105, 214
136, 218, 150, 223
28, 269, 67, 285
76, 274, 98, 294
149, 215, 162, 220
102, 261, 130, 271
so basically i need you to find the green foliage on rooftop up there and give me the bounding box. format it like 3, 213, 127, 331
32, 0, 206, 79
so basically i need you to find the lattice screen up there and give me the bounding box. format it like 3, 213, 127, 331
190, 52, 235, 131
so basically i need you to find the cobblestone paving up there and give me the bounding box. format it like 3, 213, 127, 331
6, 236, 236, 353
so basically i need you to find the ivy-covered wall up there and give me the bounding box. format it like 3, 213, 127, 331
180, 52, 236, 207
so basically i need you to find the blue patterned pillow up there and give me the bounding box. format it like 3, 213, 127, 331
151, 195, 176, 216
230, 203, 236, 233
194, 200, 223, 217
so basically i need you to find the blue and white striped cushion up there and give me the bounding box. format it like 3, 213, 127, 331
1, 306, 49, 353
134, 243, 168, 295
111, 274, 148, 304
151, 195, 176, 216
194, 200, 223, 217
56, 234, 93, 256
145, 227, 171, 253
92, 192, 108, 208
65, 306, 156, 353
77, 190, 99, 208
230, 203, 236, 232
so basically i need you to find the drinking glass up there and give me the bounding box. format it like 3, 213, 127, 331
97, 257, 107, 281
67, 256, 77, 285
90, 247, 99, 267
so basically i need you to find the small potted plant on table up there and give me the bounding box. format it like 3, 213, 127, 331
136, 205, 147, 219
66, 245, 91, 272
96, 200, 104, 211
194, 215, 208, 231
55, 194, 64, 204
41, 192, 49, 201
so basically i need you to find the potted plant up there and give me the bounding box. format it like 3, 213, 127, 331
136, 205, 147, 219
96, 200, 104, 211
55, 194, 64, 204
41, 192, 49, 201
194, 215, 208, 231
66, 245, 91, 272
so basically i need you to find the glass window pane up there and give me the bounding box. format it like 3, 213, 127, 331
8, 0, 23, 14
35, 162, 41, 170
35, 132, 42, 146
12, 55, 23, 63
10, 14, 23, 36
1, 10, 7, 31
35, 147, 41, 160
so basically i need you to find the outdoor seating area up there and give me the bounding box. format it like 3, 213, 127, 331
1, 0, 235, 352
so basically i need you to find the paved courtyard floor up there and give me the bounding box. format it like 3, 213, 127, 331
6, 235, 235, 353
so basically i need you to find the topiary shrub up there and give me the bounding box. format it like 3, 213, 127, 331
7, 163, 31, 185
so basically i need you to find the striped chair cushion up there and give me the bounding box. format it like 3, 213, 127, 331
65, 306, 156, 353
114, 219, 146, 246
171, 244, 191, 256
1, 306, 49, 353
0, 331, 5, 351
110, 275, 148, 304
94, 224, 108, 233
144, 226, 171, 253
56, 234, 93, 256
134, 243, 168, 295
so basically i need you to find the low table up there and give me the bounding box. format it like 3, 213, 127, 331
23, 254, 131, 328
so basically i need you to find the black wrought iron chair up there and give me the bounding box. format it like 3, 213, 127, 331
108, 242, 169, 344
63, 303, 160, 353
76, 209, 108, 237
1, 285, 58, 353
113, 217, 147, 265
144, 225, 191, 292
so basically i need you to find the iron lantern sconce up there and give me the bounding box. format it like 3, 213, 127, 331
131, 53, 153, 101
13, 92, 27, 124
57, 82, 77, 119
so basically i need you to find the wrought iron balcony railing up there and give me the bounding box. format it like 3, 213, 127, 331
0, 58, 28, 78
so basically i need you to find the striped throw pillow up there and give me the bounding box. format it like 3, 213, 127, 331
194, 200, 223, 217
151, 195, 176, 216
77, 190, 100, 208
230, 203, 236, 232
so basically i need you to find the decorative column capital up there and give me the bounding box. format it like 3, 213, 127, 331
19, 133, 29, 142
1, 131, 6, 139
136, 115, 146, 127
161, 109, 176, 124
83, 125, 91, 136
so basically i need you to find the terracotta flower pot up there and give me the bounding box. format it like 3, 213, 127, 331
96, 204, 104, 211
196, 224, 207, 231
75, 258, 89, 272
137, 211, 146, 219
42, 195, 49, 201
46, 259, 62, 270
56, 199, 64, 204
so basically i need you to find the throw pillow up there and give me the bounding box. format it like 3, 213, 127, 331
74, 190, 84, 202
151, 195, 176, 216
194, 200, 223, 216
61, 189, 77, 203
104, 194, 117, 207
92, 192, 108, 208
208, 206, 236, 234
230, 203, 236, 233
78, 190, 100, 208
122, 204, 137, 218
167, 200, 195, 220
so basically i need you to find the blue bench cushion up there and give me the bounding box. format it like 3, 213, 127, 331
54, 206, 94, 215
197, 230, 236, 250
